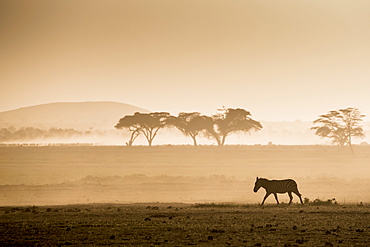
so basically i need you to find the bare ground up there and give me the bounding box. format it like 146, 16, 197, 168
1, 203, 370, 246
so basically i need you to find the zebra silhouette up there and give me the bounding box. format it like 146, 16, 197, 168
253, 177, 303, 205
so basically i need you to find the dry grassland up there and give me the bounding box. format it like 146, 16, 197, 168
0, 145, 370, 206
1, 145, 370, 246
1, 203, 370, 246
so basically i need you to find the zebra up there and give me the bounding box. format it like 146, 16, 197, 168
253, 177, 303, 205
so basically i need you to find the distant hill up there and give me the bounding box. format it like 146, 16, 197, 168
0, 102, 150, 129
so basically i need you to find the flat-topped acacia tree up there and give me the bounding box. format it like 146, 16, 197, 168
114, 114, 141, 146
115, 112, 170, 146
207, 107, 263, 146
166, 112, 214, 146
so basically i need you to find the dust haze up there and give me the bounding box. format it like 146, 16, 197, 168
1, 145, 370, 206
1, 105, 369, 206
2, 121, 370, 146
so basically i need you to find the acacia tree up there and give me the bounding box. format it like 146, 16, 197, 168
114, 114, 142, 146
166, 112, 214, 146
207, 107, 262, 146
311, 107, 365, 149
115, 112, 170, 146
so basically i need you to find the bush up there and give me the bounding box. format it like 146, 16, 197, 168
307, 198, 337, 206
304, 197, 310, 204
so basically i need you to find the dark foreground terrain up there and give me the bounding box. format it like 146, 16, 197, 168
1, 203, 370, 246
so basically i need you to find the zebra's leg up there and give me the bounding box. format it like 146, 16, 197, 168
293, 191, 303, 204
288, 192, 293, 204
261, 192, 271, 205
273, 193, 279, 204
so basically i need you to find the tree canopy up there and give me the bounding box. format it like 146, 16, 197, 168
114, 114, 142, 146
166, 112, 213, 146
311, 107, 365, 147
209, 108, 263, 146
115, 112, 170, 146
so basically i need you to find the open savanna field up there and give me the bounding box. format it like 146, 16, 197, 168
1, 145, 370, 205
1, 203, 370, 246
1, 145, 370, 246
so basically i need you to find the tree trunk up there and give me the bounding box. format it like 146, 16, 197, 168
127, 130, 139, 146
221, 135, 226, 146
212, 136, 222, 146
191, 136, 198, 147
207, 130, 222, 146
348, 133, 355, 156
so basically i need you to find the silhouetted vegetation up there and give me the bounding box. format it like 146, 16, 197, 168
311, 107, 365, 148
166, 112, 214, 146
209, 108, 262, 146
113, 114, 141, 146
115, 112, 170, 146
116, 107, 262, 146
1, 106, 367, 147
0, 127, 86, 142
304, 197, 338, 206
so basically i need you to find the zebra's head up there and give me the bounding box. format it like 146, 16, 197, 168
253, 177, 263, 192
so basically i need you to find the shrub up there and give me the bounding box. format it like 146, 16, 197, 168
307, 198, 337, 206
304, 197, 310, 204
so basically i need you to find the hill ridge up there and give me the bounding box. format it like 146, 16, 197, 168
0, 101, 150, 129
0, 101, 148, 113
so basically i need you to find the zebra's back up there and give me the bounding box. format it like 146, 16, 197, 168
266, 179, 299, 193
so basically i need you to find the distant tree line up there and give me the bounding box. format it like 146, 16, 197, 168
116, 107, 366, 147
115, 107, 262, 146
0, 107, 366, 146
0, 127, 86, 142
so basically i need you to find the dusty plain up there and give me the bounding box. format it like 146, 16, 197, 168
1, 203, 370, 246
1, 145, 370, 246
1, 145, 370, 205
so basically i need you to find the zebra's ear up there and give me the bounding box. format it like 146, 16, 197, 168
256, 177, 258, 180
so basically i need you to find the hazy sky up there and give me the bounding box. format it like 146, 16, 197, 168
1, 0, 369, 121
